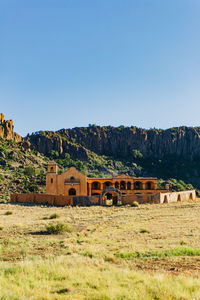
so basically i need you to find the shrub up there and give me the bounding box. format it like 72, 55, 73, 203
0, 226, 3, 230
24, 166, 36, 176
45, 222, 74, 234
131, 201, 139, 207
49, 213, 60, 219
5, 211, 13, 215
132, 149, 143, 159
140, 228, 150, 234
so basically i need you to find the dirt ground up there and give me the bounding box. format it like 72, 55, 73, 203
1, 200, 200, 275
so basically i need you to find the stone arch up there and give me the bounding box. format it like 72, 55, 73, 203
103, 181, 112, 189
92, 181, 100, 190
115, 181, 119, 189
127, 182, 131, 190
120, 181, 126, 190
69, 188, 76, 196
146, 181, 153, 190
177, 194, 181, 202
101, 187, 122, 206
134, 181, 142, 190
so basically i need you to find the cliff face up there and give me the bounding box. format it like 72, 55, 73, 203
26, 126, 200, 160
0, 113, 21, 141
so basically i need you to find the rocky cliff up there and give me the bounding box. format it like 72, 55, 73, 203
26, 125, 200, 160
0, 113, 21, 141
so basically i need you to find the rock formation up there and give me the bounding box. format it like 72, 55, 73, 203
0, 113, 21, 141
26, 125, 200, 160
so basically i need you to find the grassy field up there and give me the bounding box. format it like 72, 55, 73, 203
1, 201, 200, 299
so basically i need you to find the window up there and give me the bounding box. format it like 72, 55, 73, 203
50, 167, 54, 172
51, 178, 53, 184
70, 176, 75, 181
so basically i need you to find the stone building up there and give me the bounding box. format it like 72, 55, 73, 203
11, 162, 196, 206
46, 162, 167, 204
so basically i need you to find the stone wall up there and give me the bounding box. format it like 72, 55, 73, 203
122, 193, 160, 205
159, 190, 196, 203
11, 193, 73, 206
122, 190, 196, 205
11, 193, 99, 206
11, 190, 196, 207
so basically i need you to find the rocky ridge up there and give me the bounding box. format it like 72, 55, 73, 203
27, 125, 200, 160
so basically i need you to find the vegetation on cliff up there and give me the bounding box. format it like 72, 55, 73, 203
0, 117, 199, 195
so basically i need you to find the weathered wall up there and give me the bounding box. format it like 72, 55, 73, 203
11, 193, 73, 206
160, 190, 196, 203
122, 193, 154, 204
122, 190, 196, 205
11, 190, 196, 206
11, 194, 99, 206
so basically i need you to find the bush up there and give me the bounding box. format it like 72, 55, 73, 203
49, 213, 60, 219
140, 228, 150, 234
132, 149, 143, 159
45, 222, 74, 234
0, 226, 3, 230
131, 201, 139, 207
5, 211, 13, 215
24, 166, 36, 176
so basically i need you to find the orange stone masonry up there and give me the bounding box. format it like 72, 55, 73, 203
46, 162, 165, 197
11, 162, 196, 206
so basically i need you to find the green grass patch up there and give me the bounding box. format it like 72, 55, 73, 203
116, 247, 200, 259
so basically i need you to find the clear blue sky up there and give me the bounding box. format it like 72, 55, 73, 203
0, 0, 200, 136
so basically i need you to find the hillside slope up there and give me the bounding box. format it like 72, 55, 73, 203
0, 113, 199, 195
26, 125, 200, 192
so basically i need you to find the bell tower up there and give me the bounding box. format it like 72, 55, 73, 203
47, 162, 58, 174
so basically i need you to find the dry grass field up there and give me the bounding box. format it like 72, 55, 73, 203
1, 200, 200, 299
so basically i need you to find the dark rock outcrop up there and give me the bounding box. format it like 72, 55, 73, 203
26, 125, 200, 160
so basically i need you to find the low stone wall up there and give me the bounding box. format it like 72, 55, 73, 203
11, 190, 196, 206
11, 194, 100, 206
11, 194, 73, 206
160, 190, 196, 204
73, 195, 100, 206
122, 190, 196, 205
122, 193, 161, 205
122, 194, 151, 204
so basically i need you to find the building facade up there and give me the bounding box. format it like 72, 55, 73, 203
46, 163, 167, 202
11, 163, 196, 206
